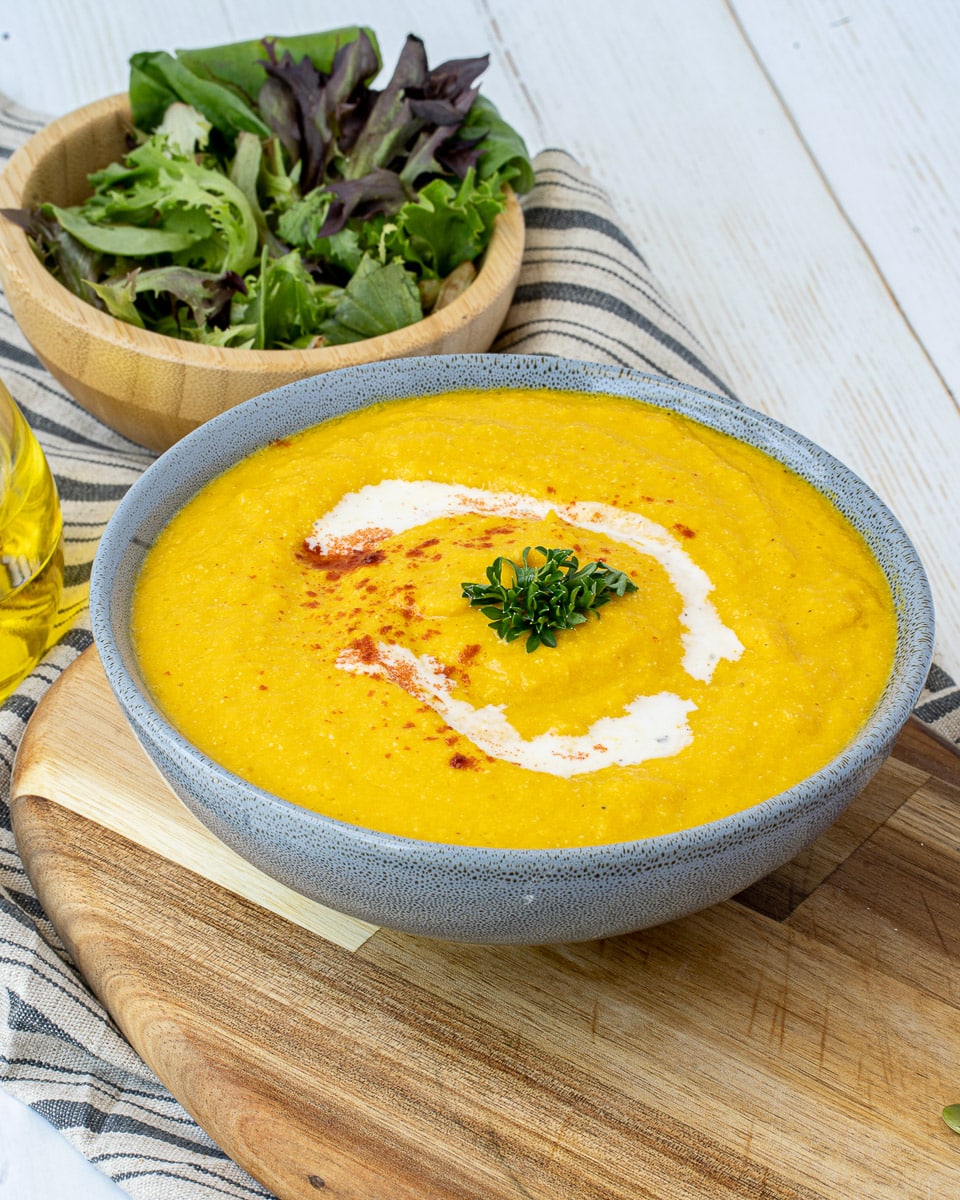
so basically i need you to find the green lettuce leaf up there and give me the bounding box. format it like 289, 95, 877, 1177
129, 50, 271, 140
275, 188, 332, 251
75, 137, 259, 274
175, 28, 379, 105
462, 94, 535, 193
86, 274, 145, 325
384, 170, 505, 278
44, 203, 201, 256
320, 252, 422, 344
277, 189, 365, 273
258, 136, 302, 215
228, 130, 288, 256
155, 102, 212, 155
316, 226, 365, 275
235, 248, 340, 349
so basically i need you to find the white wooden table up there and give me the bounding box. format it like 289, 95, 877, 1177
1, 2, 957, 1195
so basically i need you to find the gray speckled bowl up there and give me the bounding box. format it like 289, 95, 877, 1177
90, 355, 934, 944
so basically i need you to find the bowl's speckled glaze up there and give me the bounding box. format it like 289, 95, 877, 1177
89, 355, 935, 944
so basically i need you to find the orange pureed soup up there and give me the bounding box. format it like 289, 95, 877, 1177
131, 389, 897, 848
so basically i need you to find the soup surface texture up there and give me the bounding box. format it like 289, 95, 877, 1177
131, 389, 897, 848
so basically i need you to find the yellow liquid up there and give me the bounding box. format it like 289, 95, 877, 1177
0, 386, 64, 702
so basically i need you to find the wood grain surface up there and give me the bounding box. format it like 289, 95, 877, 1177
11, 647, 960, 1199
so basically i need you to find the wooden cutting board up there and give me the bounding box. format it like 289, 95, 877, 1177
11, 646, 960, 1199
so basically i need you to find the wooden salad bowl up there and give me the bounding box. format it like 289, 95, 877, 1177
0, 94, 525, 453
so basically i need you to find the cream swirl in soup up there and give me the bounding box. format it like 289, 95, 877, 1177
311, 479, 744, 777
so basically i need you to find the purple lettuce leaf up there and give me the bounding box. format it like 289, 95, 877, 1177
123, 264, 247, 330
257, 30, 380, 193
256, 74, 301, 164
344, 41, 489, 186
406, 51, 488, 125
340, 35, 430, 180
323, 30, 381, 147
315, 168, 410, 238
2, 206, 104, 300
259, 43, 331, 192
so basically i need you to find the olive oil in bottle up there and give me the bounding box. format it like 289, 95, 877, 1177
0, 381, 64, 702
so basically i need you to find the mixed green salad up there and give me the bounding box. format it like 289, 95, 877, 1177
8, 27, 533, 350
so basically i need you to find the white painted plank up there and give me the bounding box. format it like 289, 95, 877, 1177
732, 0, 960, 402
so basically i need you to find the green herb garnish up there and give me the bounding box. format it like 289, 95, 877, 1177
942, 1104, 960, 1133
461, 546, 638, 654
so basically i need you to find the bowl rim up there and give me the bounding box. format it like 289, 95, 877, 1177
0, 92, 525, 369
89, 353, 936, 866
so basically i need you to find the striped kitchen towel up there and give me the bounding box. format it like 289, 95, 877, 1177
0, 97, 957, 1200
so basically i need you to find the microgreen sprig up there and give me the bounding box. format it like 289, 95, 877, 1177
461, 545, 638, 653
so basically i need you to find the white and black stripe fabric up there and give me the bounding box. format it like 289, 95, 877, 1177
0, 103, 957, 1199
